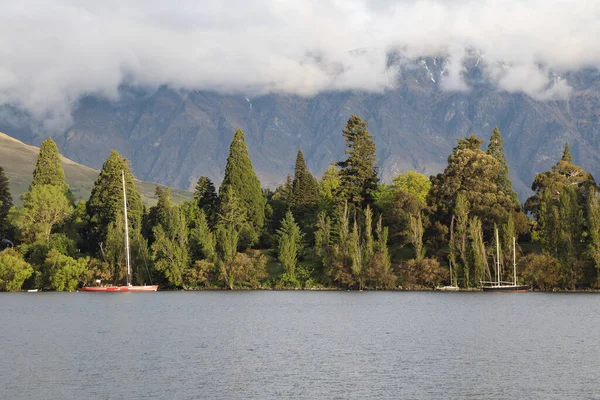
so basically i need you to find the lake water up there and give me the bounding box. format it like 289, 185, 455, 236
1, 291, 599, 399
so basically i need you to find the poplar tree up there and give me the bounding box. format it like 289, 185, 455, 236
486, 127, 519, 207
0, 167, 12, 238
337, 115, 379, 210
219, 129, 265, 246
276, 211, 304, 285
30, 138, 66, 189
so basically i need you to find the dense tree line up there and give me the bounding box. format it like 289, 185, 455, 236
2, 121, 600, 291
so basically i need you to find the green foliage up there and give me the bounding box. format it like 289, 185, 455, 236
337, 115, 379, 209
586, 189, 600, 283
0, 248, 34, 291
0, 166, 13, 238
520, 253, 563, 290
319, 165, 341, 211
428, 134, 517, 236
44, 249, 87, 292
400, 257, 446, 289
392, 171, 431, 205
486, 127, 519, 207
290, 149, 319, 208
219, 129, 265, 245
87, 150, 143, 245
30, 138, 66, 190
276, 211, 304, 284
11, 184, 73, 243
151, 191, 189, 288
409, 212, 425, 262
194, 176, 218, 225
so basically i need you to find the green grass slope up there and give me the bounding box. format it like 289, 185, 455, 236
0, 132, 193, 205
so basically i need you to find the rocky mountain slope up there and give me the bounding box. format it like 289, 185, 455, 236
2, 57, 600, 202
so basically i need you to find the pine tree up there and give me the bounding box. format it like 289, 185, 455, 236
194, 176, 218, 224
290, 149, 319, 207
0, 167, 12, 238
337, 115, 379, 209
562, 142, 572, 163
87, 150, 143, 244
31, 138, 66, 189
486, 127, 519, 207
219, 129, 265, 245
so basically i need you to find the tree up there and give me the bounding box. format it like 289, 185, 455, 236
427, 134, 516, 236
392, 171, 432, 206
409, 212, 425, 262
587, 188, 600, 284
152, 207, 189, 288
0, 166, 12, 238
30, 137, 66, 190
0, 248, 33, 291
290, 149, 319, 208
87, 150, 143, 244
11, 185, 73, 243
276, 211, 304, 285
194, 176, 218, 225
45, 249, 88, 292
486, 127, 519, 207
337, 115, 379, 210
219, 129, 265, 246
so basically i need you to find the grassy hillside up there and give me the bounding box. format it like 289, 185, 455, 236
0, 132, 193, 205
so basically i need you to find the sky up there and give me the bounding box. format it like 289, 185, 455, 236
0, 0, 597, 129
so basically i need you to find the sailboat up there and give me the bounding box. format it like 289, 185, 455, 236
481, 229, 529, 292
435, 259, 460, 291
83, 171, 158, 292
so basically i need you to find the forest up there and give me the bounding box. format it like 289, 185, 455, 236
0, 115, 598, 292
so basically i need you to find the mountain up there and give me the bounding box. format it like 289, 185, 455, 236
2, 56, 600, 202
0, 132, 193, 205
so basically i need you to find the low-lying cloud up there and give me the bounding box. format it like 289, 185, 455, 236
0, 0, 597, 130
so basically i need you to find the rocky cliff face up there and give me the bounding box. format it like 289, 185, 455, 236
2, 57, 600, 202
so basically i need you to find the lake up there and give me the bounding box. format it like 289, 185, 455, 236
1, 291, 599, 399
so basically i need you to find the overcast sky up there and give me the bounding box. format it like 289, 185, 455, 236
0, 0, 597, 129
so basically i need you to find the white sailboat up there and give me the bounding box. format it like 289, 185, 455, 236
481, 228, 529, 292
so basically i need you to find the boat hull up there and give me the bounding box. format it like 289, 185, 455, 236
435, 286, 460, 291
482, 285, 529, 292
82, 285, 158, 292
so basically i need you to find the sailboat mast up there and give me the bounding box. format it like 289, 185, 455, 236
495, 227, 500, 286
122, 170, 131, 286
513, 236, 517, 286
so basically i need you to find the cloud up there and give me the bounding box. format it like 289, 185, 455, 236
0, 0, 597, 129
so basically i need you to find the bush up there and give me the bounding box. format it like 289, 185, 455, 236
399, 257, 446, 289
0, 248, 34, 291
520, 253, 563, 290
45, 249, 88, 291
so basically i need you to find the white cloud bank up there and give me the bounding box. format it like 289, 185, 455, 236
0, 0, 597, 129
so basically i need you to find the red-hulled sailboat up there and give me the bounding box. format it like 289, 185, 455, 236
83, 170, 158, 292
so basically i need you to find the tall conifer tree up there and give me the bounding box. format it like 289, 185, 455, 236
87, 150, 143, 243
219, 129, 265, 244
30, 138, 66, 189
194, 176, 218, 223
337, 115, 379, 209
290, 149, 319, 207
486, 127, 519, 207
0, 167, 12, 238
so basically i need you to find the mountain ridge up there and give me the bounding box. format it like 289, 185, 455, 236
2, 57, 600, 202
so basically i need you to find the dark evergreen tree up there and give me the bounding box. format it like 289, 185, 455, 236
194, 176, 218, 224
30, 138, 66, 189
0, 166, 12, 238
290, 149, 319, 207
86, 150, 143, 245
219, 129, 265, 246
486, 127, 519, 207
337, 115, 379, 209
562, 142, 572, 163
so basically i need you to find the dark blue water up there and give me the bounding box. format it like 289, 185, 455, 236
1, 291, 599, 399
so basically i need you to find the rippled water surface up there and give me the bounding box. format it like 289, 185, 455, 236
1, 291, 600, 399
